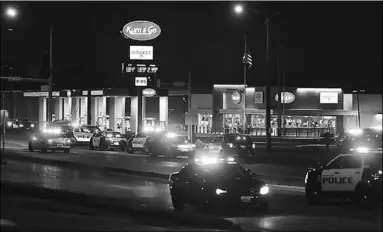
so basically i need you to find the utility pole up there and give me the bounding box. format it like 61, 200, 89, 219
243, 33, 247, 134
48, 23, 53, 125
277, 54, 282, 137
188, 71, 192, 142
265, 17, 272, 149
137, 87, 142, 133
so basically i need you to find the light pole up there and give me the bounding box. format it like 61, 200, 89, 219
353, 89, 365, 129
48, 23, 53, 125
233, 4, 276, 148
1, 6, 18, 164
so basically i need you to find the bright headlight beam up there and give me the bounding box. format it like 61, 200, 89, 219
356, 146, 370, 153
260, 186, 269, 195
216, 188, 227, 195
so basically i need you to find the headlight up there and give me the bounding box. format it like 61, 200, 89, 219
216, 188, 227, 195
20, 124, 24, 127
7, 121, 12, 127
351, 146, 370, 153
227, 157, 235, 162
196, 156, 218, 165
227, 143, 233, 148
31, 124, 35, 128
31, 136, 37, 141
47, 139, 53, 144
67, 139, 71, 143
378, 170, 382, 175
260, 186, 269, 195
166, 132, 176, 138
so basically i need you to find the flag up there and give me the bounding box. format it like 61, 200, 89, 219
242, 52, 252, 68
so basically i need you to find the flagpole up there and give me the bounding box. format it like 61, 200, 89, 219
243, 33, 247, 134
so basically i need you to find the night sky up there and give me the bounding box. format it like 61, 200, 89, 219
1, 1, 382, 93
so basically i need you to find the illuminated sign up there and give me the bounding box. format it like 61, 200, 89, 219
275, 92, 296, 104
23, 91, 60, 97
231, 91, 242, 104
91, 90, 103, 96
130, 46, 153, 60
320, 92, 338, 104
121, 21, 161, 41
123, 64, 158, 74
254, 91, 263, 104
135, 77, 148, 87
142, 88, 156, 97
82, 91, 88, 96
67, 90, 71, 98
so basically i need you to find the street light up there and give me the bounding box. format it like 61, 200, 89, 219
234, 4, 244, 14
5, 7, 18, 18
233, 4, 276, 149
1, 6, 18, 164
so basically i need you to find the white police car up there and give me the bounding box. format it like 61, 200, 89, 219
305, 150, 382, 208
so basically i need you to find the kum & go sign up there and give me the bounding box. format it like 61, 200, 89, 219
121, 20, 161, 41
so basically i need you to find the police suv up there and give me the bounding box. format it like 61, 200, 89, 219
305, 150, 382, 208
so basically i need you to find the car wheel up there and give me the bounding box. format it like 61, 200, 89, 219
257, 202, 269, 214
28, 142, 34, 152
172, 197, 184, 212
306, 187, 323, 205
64, 149, 70, 153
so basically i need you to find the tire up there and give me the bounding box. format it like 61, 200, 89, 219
64, 149, 70, 153
172, 197, 185, 212
28, 142, 34, 152
257, 202, 269, 214
306, 186, 323, 205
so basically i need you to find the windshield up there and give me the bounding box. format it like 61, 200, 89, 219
225, 135, 252, 145
195, 164, 248, 181
42, 133, 67, 139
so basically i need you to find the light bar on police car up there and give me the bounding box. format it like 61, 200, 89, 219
177, 144, 196, 149
195, 156, 218, 165
43, 128, 61, 134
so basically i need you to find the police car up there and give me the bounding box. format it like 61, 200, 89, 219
126, 127, 165, 153
305, 150, 382, 208
169, 158, 269, 212
146, 132, 196, 159
203, 134, 255, 162
90, 131, 127, 151
72, 125, 97, 145
28, 128, 71, 153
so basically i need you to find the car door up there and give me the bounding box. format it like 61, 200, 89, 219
321, 155, 363, 192
92, 132, 102, 147
73, 127, 81, 139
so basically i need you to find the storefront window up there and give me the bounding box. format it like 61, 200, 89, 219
198, 113, 212, 133
223, 113, 241, 134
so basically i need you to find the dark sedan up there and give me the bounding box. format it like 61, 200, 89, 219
169, 161, 269, 213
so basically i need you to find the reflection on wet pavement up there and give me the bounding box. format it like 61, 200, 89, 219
1, 160, 173, 211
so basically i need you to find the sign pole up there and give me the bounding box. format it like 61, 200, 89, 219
137, 87, 143, 133
243, 33, 247, 135
188, 71, 192, 142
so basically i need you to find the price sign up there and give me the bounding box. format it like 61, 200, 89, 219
135, 77, 148, 87
123, 64, 158, 74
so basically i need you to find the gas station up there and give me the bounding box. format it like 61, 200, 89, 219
23, 87, 169, 134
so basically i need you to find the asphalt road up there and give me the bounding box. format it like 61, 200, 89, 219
1, 160, 381, 231
3, 146, 306, 187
